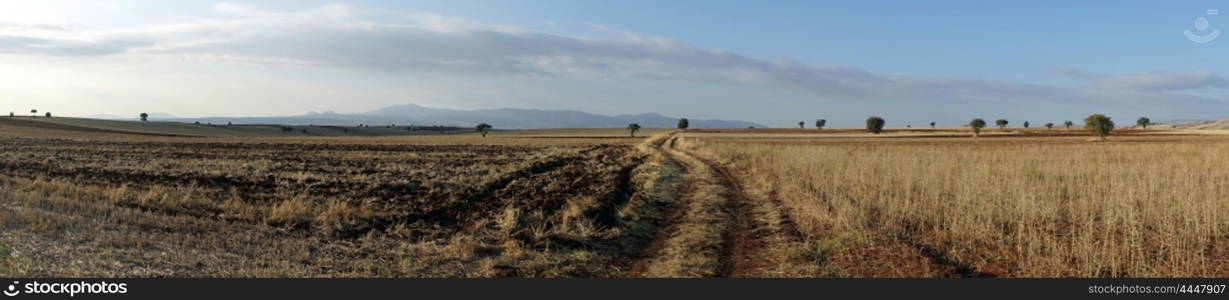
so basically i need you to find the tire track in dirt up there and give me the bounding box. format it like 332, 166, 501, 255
696, 155, 811, 278
628, 133, 736, 277
629, 133, 810, 278
626, 134, 690, 277
627, 162, 693, 276
681, 142, 822, 278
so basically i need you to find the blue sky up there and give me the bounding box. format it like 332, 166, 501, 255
1, 0, 1226, 127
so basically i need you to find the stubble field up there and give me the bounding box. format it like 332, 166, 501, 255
1, 120, 1226, 278
677, 131, 1229, 277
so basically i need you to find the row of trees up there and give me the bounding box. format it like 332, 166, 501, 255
968, 114, 1117, 139
647, 114, 1132, 139
7, 110, 51, 117
790, 118, 1147, 131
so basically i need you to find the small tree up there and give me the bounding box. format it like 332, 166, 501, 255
1136, 117, 1150, 129
969, 118, 986, 137
798, 121, 805, 129
30, 109, 37, 117
1045, 122, 1054, 129
815, 119, 826, 129
1084, 114, 1115, 140
44, 112, 51, 118
1023, 121, 1030, 129
627, 123, 641, 137
476, 123, 493, 137
8, 112, 12, 117
995, 119, 1008, 129
140, 113, 149, 122
930, 122, 936, 129
1064, 120, 1073, 129
865, 116, 885, 134
677, 118, 690, 130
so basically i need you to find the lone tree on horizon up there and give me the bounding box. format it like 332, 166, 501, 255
970, 118, 986, 137
995, 119, 1008, 130
627, 123, 641, 137
866, 116, 885, 134
476, 123, 493, 137
798, 121, 805, 129
1045, 122, 1054, 129
677, 118, 689, 130
44, 112, 51, 118
815, 119, 826, 129
1136, 117, 1150, 129
30, 109, 37, 117
140, 113, 149, 122
1085, 114, 1115, 141
1023, 121, 1030, 129
930, 122, 936, 128
1064, 120, 1073, 128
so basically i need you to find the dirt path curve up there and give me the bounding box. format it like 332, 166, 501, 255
630, 132, 813, 278
696, 154, 810, 278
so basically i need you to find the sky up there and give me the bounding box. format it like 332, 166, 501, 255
0, 0, 1226, 127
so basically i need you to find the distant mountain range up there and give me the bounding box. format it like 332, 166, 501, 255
102, 104, 762, 129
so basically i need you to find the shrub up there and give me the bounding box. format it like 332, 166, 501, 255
995, 119, 1008, 129
969, 118, 986, 137
476, 123, 493, 137
1084, 114, 1114, 140
627, 123, 641, 137
677, 118, 689, 129
1137, 117, 1150, 129
865, 116, 885, 134
815, 119, 826, 129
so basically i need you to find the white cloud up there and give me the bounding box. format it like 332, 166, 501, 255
1052, 68, 1229, 91
0, 3, 1224, 124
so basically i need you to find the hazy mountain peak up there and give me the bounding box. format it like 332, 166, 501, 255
170, 103, 762, 129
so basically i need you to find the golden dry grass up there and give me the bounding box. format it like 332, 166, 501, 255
679, 134, 1229, 277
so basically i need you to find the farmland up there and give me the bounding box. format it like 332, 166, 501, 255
0, 120, 656, 277
1, 117, 1228, 277
677, 131, 1229, 277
